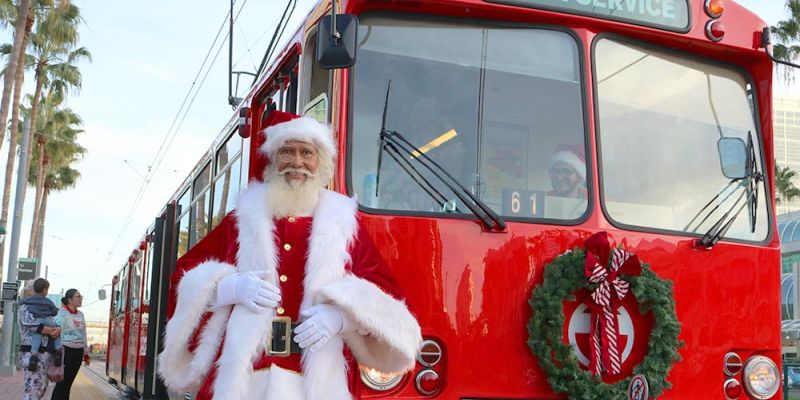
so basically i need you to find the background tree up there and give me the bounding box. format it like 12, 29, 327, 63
35, 164, 81, 261
776, 164, 800, 213
0, 0, 31, 160
26, 95, 81, 256
772, 0, 800, 78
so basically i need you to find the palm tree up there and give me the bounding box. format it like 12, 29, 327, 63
26, 97, 81, 255
772, 0, 800, 78
25, 37, 89, 255
0, 0, 32, 158
776, 164, 800, 213
35, 115, 83, 260
25, 2, 87, 162
36, 164, 81, 260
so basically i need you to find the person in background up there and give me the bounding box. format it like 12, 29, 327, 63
548, 145, 588, 199
51, 289, 90, 400
19, 278, 62, 373
17, 278, 61, 400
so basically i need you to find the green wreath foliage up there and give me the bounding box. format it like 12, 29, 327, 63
528, 249, 683, 399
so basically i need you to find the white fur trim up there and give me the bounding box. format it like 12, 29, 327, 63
234, 182, 279, 276
548, 150, 586, 182
302, 336, 351, 400
263, 367, 305, 400
212, 304, 275, 400
301, 190, 358, 311
317, 275, 422, 374
212, 182, 280, 400
260, 116, 336, 159
301, 190, 358, 400
158, 261, 235, 391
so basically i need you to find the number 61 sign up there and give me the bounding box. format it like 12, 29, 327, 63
501, 188, 545, 218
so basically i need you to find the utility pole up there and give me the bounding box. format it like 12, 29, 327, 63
0, 117, 32, 376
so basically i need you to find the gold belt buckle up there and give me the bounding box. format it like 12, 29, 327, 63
268, 316, 292, 357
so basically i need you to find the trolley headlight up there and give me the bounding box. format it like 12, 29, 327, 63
360, 367, 403, 391
742, 356, 779, 399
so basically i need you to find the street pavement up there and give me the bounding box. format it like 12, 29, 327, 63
0, 359, 119, 400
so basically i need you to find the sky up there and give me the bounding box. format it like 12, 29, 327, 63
0, 0, 795, 323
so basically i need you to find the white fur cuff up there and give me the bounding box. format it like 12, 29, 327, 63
158, 260, 235, 391
317, 275, 422, 373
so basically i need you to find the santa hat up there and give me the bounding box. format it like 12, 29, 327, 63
548, 145, 586, 182
258, 111, 337, 159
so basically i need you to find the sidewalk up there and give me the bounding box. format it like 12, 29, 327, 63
0, 365, 118, 400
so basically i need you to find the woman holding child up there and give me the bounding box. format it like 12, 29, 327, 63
51, 288, 89, 400
17, 278, 60, 400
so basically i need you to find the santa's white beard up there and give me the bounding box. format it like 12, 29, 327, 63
266, 167, 324, 218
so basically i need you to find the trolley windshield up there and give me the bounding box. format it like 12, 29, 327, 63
349, 17, 588, 221
595, 38, 770, 242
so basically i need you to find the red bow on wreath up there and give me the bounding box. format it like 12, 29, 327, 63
584, 232, 642, 376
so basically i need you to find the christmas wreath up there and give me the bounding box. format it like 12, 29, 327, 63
528, 232, 682, 399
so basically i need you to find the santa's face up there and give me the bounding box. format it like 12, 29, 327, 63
276, 140, 320, 186
549, 161, 581, 196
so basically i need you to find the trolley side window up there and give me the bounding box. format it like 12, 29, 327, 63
189, 161, 212, 247
212, 132, 243, 229
349, 17, 588, 221
115, 266, 128, 316
143, 241, 152, 304
176, 188, 190, 258
301, 29, 330, 124
594, 38, 769, 242
130, 258, 142, 309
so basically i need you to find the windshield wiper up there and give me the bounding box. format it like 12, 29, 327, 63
684, 178, 745, 233
381, 129, 506, 231
373, 82, 505, 231
382, 140, 451, 209
745, 132, 763, 234
696, 131, 763, 248
375, 81, 391, 197
696, 185, 749, 247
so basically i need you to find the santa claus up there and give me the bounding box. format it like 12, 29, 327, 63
157, 111, 422, 400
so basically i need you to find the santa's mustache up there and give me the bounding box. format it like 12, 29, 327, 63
277, 168, 316, 177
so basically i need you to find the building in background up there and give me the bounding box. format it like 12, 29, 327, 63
775, 98, 800, 358
779, 212, 800, 358
774, 96, 800, 214
86, 321, 108, 355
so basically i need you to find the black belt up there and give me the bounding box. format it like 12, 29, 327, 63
19, 345, 45, 353
268, 317, 302, 357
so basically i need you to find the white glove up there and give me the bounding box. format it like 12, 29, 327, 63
215, 271, 281, 313
294, 304, 358, 352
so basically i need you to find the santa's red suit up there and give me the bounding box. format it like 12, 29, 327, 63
157, 182, 422, 400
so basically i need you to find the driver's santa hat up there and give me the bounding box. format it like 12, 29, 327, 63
258, 111, 336, 159
548, 145, 586, 182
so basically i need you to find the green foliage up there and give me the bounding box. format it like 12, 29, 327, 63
0, 0, 16, 30
776, 164, 800, 208
528, 249, 683, 399
771, 0, 800, 79
18, 91, 84, 189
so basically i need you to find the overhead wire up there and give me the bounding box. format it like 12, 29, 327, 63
33, 131, 183, 174
103, 0, 249, 264
232, 18, 281, 70
255, 0, 296, 81
236, 23, 259, 72
104, 0, 298, 264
